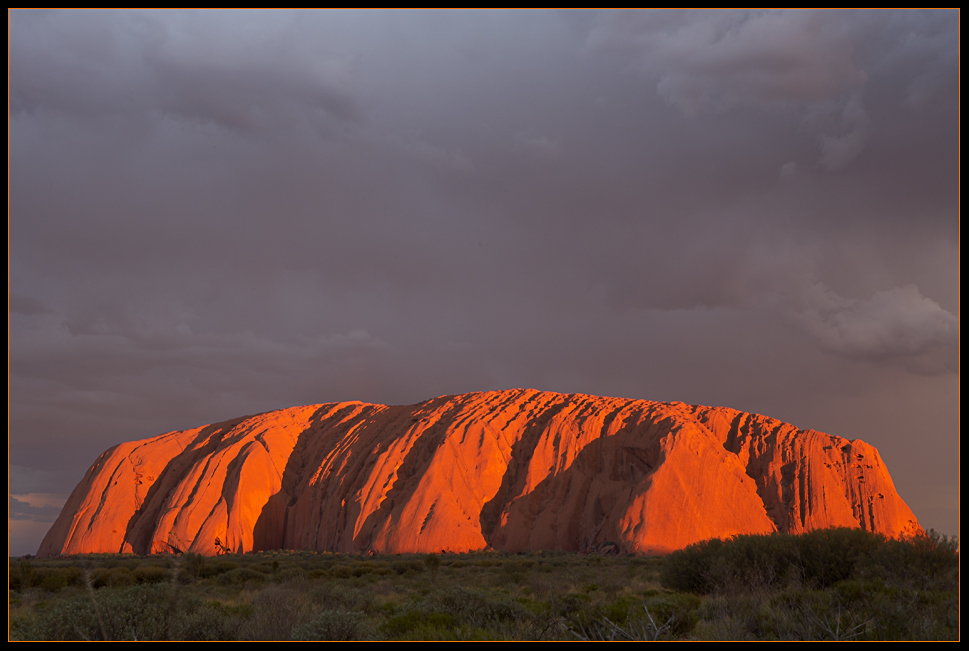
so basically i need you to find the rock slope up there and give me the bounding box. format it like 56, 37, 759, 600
38, 389, 921, 556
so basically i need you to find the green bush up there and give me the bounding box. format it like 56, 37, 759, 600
133, 565, 169, 584
26, 594, 102, 640
92, 567, 136, 589
198, 560, 239, 578
659, 537, 725, 593
383, 610, 456, 638
291, 608, 372, 640
9, 559, 34, 591
790, 528, 885, 588
27, 583, 176, 640
238, 584, 309, 640
572, 596, 696, 641
857, 529, 959, 591
171, 602, 243, 641
391, 559, 425, 575
216, 566, 267, 586
660, 528, 895, 594
643, 592, 701, 636
327, 564, 353, 579
308, 583, 376, 614
97, 584, 176, 640
35, 567, 82, 592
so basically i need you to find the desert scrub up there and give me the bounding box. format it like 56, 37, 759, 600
237, 583, 314, 640
91, 566, 136, 589
22, 583, 177, 640
170, 600, 245, 641
291, 608, 375, 640
307, 582, 377, 614
571, 595, 699, 641
856, 529, 959, 591
661, 529, 882, 594
9, 538, 957, 641
132, 564, 169, 584
377, 585, 537, 640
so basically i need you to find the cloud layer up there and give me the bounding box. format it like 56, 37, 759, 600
9, 10, 959, 554
797, 283, 958, 372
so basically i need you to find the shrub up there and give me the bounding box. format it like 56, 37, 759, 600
572, 598, 695, 641
198, 560, 239, 579
383, 610, 456, 639
133, 565, 169, 584
27, 594, 102, 640
328, 564, 353, 579
659, 537, 725, 593
28, 583, 176, 640
790, 528, 885, 589
660, 528, 892, 594
391, 559, 425, 575
92, 567, 136, 589
97, 584, 176, 640
35, 567, 82, 592
216, 566, 267, 586
291, 608, 373, 640
238, 584, 309, 640
171, 602, 243, 641
308, 583, 376, 614
857, 529, 959, 591
642, 591, 701, 637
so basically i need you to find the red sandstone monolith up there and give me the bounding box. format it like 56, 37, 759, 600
38, 389, 921, 557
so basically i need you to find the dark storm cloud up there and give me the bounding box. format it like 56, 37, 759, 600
586, 10, 957, 174
9, 493, 64, 523
795, 283, 959, 374
8, 10, 958, 555
587, 10, 868, 110
9, 10, 361, 128
9, 294, 54, 316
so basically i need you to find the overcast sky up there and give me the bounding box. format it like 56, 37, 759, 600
9, 10, 959, 556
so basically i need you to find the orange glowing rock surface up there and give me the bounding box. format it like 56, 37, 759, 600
37, 389, 921, 557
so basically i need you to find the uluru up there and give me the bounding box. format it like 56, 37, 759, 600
38, 389, 921, 558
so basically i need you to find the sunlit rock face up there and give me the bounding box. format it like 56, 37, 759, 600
38, 389, 921, 557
